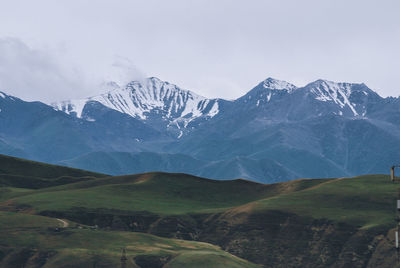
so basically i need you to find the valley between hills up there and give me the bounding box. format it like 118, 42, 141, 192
0, 154, 399, 267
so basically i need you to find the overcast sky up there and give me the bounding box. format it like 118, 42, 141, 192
0, 0, 399, 102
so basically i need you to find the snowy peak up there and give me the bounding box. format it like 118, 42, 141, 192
52, 76, 384, 127
305, 79, 377, 100
238, 77, 297, 105
236, 77, 383, 119
305, 80, 354, 103
52, 77, 220, 125
262, 77, 297, 92
303, 79, 381, 117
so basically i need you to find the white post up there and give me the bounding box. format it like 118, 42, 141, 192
396, 231, 399, 249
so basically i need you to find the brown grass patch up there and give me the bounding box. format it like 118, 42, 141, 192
134, 174, 154, 184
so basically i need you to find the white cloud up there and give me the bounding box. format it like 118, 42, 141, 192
0, 1, 399, 100
0, 38, 146, 102
108, 56, 146, 87
0, 38, 87, 102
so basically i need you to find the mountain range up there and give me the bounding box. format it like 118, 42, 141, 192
1, 76, 399, 182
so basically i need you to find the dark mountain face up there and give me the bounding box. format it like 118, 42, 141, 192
0, 77, 399, 182
0, 91, 169, 162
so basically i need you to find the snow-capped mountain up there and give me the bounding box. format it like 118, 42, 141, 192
53, 77, 380, 128
234, 78, 382, 121
262, 77, 297, 92
52, 77, 220, 132
236, 77, 297, 106
1, 76, 399, 183
300, 79, 381, 117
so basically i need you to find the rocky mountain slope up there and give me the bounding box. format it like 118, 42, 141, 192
52, 77, 221, 137
1, 76, 399, 182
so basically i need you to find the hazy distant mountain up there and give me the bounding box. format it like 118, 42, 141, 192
1, 77, 399, 182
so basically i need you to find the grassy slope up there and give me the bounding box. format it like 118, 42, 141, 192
0, 153, 107, 179
0, 153, 107, 190
1, 154, 398, 267
0, 187, 33, 202
235, 175, 397, 228
0, 212, 259, 268
7, 173, 397, 229
5, 172, 328, 215
3, 170, 396, 229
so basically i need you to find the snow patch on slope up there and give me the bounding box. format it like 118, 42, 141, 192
208, 102, 219, 117
308, 80, 359, 116
263, 78, 297, 92
53, 99, 88, 118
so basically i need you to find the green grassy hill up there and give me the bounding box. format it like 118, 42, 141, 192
0, 154, 107, 190
3, 172, 396, 228
0, 212, 258, 268
0, 154, 398, 267
2, 172, 327, 215
247, 175, 396, 228
0, 154, 107, 178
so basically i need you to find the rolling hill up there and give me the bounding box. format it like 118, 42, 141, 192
0, 154, 107, 190
0, 154, 259, 267
0, 154, 399, 267
0, 212, 258, 268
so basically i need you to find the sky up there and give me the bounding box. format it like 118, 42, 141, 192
0, 0, 399, 103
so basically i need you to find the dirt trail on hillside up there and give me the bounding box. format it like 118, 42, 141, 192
57, 218, 69, 227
